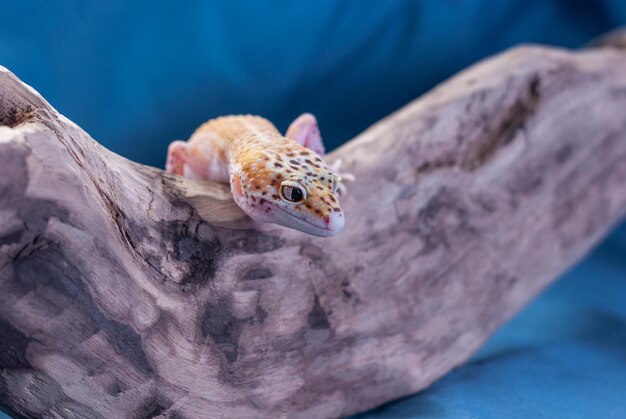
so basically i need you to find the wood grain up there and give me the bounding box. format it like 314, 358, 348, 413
1, 42, 626, 418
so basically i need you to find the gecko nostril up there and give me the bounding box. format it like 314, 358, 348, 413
323, 215, 330, 224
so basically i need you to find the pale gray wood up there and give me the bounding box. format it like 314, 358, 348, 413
1, 42, 626, 418
590, 27, 626, 49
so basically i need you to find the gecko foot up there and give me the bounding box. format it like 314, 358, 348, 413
328, 158, 355, 196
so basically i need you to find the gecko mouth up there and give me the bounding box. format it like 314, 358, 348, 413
271, 204, 343, 237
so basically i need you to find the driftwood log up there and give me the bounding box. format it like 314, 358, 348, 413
2, 35, 626, 418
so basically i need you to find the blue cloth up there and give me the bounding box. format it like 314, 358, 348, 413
1, 2, 625, 418
1, 1, 625, 167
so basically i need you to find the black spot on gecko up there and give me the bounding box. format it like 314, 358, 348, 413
289, 159, 300, 165
274, 162, 283, 168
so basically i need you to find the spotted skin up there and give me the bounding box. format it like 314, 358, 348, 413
166, 114, 349, 237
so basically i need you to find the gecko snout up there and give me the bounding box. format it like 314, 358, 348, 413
322, 209, 345, 235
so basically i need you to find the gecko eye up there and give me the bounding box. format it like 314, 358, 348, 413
279, 180, 307, 204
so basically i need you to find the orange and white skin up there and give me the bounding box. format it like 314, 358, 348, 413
166, 114, 351, 237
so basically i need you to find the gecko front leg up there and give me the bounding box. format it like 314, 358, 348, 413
286, 113, 355, 195
166, 141, 188, 176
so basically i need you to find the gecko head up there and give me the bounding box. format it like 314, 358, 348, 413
230, 148, 345, 237
270, 172, 345, 237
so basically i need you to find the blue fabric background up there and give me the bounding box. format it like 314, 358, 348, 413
1, 1, 625, 418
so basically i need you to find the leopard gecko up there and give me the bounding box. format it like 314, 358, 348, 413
166, 113, 353, 237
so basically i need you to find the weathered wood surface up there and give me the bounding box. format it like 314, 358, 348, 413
1, 41, 626, 419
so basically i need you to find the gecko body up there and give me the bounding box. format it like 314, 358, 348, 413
166, 114, 349, 237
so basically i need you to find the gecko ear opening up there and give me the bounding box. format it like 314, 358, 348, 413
331, 174, 342, 194
279, 180, 307, 204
